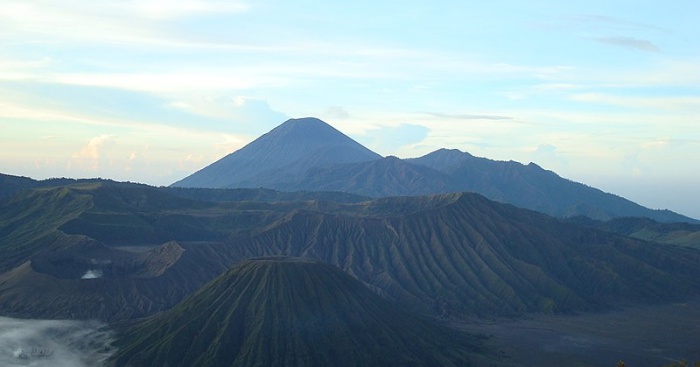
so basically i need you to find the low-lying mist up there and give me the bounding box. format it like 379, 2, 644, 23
81, 269, 103, 279
0, 316, 114, 367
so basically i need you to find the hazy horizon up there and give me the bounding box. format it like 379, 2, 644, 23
1, 1, 698, 218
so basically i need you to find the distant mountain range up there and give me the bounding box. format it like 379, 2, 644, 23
172, 117, 697, 224
3, 117, 700, 366
0, 173, 100, 200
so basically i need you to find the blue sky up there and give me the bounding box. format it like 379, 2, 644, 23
1, 0, 699, 218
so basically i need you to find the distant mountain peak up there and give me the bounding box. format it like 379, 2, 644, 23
171, 117, 382, 189
433, 147, 470, 155
405, 148, 474, 173
169, 117, 697, 223
265, 117, 348, 141
275, 116, 330, 129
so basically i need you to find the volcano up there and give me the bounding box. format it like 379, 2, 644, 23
110, 258, 486, 367
171, 117, 381, 189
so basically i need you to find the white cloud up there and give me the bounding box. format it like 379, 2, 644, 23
555, 59, 700, 88
362, 123, 430, 154
130, 0, 249, 20
70, 134, 116, 172
0, 0, 697, 217
421, 112, 514, 121
593, 36, 660, 52
166, 95, 287, 134
2, 0, 249, 25
50, 72, 269, 93
322, 106, 351, 120
0, 0, 249, 50
641, 137, 671, 150
531, 83, 582, 91
530, 144, 569, 171
570, 93, 700, 112
559, 14, 668, 33
213, 134, 247, 156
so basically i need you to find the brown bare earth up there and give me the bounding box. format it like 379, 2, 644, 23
457, 298, 700, 367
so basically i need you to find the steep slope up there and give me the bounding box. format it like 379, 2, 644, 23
0, 173, 38, 199
172, 117, 381, 188
164, 187, 370, 204
0, 185, 94, 273
0, 182, 293, 320
0, 181, 217, 260
285, 156, 457, 197
2, 181, 700, 322
110, 258, 485, 367
0, 239, 204, 321
409, 148, 696, 223
229, 193, 700, 317
168, 117, 695, 223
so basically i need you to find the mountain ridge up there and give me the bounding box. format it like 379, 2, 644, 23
169, 117, 697, 224
2, 181, 699, 322
228, 191, 700, 317
408, 148, 694, 222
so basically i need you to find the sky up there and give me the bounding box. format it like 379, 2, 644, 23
1, 0, 698, 219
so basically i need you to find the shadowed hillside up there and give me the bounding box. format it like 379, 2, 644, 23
110, 258, 486, 367
0, 173, 37, 199
1, 182, 699, 322
163, 186, 370, 204
409, 148, 695, 223
228, 193, 700, 317
283, 156, 457, 197
0, 185, 94, 273
0, 173, 126, 200
0, 183, 290, 320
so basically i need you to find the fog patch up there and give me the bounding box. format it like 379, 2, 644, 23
80, 270, 103, 280
0, 316, 114, 367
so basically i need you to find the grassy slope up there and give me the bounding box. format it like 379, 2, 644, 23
0, 182, 343, 321
600, 217, 700, 248
1, 183, 700, 322
0, 185, 94, 273
230, 193, 700, 317
111, 258, 485, 367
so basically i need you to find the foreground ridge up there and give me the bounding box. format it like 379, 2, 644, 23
110, 258, 487, 367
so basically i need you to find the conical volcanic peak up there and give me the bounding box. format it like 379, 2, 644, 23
263, 117, 354, 143
111, 257, 484, 367
171, 118, 381, 189
169, 117, 696, 223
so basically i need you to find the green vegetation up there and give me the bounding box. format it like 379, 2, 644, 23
0, 186, 93, 273
111, 258, 486, 367
602, 218, 700, 248
1, 181, 700, 322
230, 193, 700, 317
